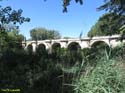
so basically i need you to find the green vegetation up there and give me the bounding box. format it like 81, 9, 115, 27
0, 6, 30, 26
74, 57, 125, 93
0, 0, 125, 93
0, 40, 125, 93
30, 27, 61, 40
1, 0, 125, 13
0, 5, 29, 60
63, 0, 125, 13
88, 13, 125, 37
98, 0, 125, 15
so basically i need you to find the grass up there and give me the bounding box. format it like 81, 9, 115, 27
73, 55, 125, 93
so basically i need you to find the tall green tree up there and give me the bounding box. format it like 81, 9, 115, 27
30, 27, 61, 40
88, 13, 125, 37
0, 6, 30, 52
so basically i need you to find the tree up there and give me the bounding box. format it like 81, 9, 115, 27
119, 25, 125, 35
8, 28, 24, 42
30, 27, 61, 40
0, 6, 29, 46
62, 0, 83, 12
51, 0, 125, 14
1, 0, 125, 14
0, 6, 30, 29
0, 6, 30, 51
48, 30, 61, 39
88, 13, 125, 37
98, 0, 125, 15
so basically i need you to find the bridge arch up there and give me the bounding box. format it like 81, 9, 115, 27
37, 42, 50, 50
27, 44, 33, 51
52, 43, 61, 49
37, 43, 46, 50
67, 42, 81, 50
90, 40, 110, 49
51, 43, 61, 53
26, 43, 37, 52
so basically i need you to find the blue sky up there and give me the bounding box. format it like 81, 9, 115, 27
0, 0, 106, 39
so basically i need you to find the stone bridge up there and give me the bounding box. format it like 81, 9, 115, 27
22, 35, 125, 52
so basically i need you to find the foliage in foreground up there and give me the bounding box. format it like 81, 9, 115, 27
0, 42, 125, 93
74, 57, 125, 93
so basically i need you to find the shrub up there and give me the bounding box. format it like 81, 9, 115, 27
111, 43, 125, 59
